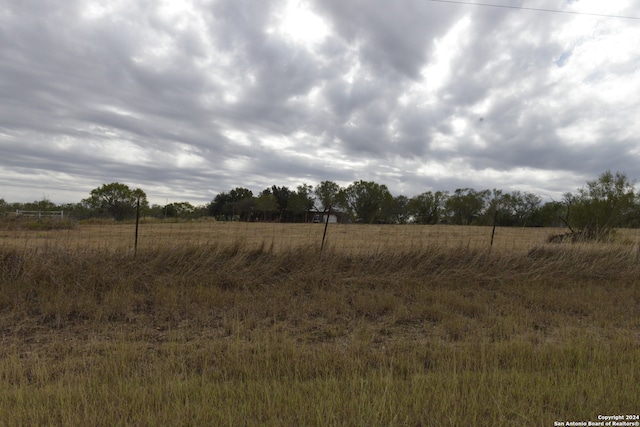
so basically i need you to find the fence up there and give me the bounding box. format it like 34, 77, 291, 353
2, 218, 639, 255
14, 210, 65, 218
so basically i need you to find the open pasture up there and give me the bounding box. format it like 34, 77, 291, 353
1, 221, 639, 425
4, 219, 639, 254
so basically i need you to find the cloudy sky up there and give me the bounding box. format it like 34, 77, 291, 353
2, 0, 640, 206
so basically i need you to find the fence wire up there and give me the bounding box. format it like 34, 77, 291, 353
3, 219, 640, 255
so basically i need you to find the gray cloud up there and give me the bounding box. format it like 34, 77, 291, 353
1, 0, 640, 205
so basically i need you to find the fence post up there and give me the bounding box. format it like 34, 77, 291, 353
320, 205, 332, 254
134, 196, 141, 256
490, 208, 498, 248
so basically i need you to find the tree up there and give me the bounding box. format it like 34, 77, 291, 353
444, 188, 490, 225
255, 190, 278, 221
83, 183, 148, 221
534, 201, 566, 227
162, 202, 196, 219
208, 187, 254, 221
567, 171, 637, 234
229, 187, 254, 203
519, 192, 543, 226
59, 202, 93, 220
21, 198, 59, 211
478, 190, 542, 226
265, 185, 291, 221
227, 187, 254, 221
389, 195, 411, 224
208, 192, 231, 219
314, 181, 341, 212
409, 191, 448, 224
287, 184, 316, 222
336, 180, 394, 223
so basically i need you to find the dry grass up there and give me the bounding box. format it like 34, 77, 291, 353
1, 223, 640, 425
5, 219, 639, 254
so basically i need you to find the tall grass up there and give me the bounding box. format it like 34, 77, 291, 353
4, 219, 619, 254
1, 240, 639, 425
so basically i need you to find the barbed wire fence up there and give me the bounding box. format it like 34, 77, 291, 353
4, 213, 630, 256
5, 199, 640, 255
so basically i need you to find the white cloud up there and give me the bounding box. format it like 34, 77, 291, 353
270, 0, 329, 45
421, 16, 471, 96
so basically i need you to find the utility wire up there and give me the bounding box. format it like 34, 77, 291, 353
426, 0, 640, 20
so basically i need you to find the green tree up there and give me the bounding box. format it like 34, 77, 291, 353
444, 188, 490, 225
83, 183, 148, 221
229, 187, 253, 203
287, 184, 316, 222
208, 187, 254, 221
336, 180, 394, 224
567, 171, 637, 234
478, 190, 541, 226
20, 198, 59, 212
534, 201, 566, 227
314, 181, 341, 212
518, 192, 543, 226
162, 202, 196, 219
59, 202, 93, 220
389, 195, 411, 224
208, 193, 230, 219
228, 188, 254, 221
270, 185, 293, 221
255, 190, 278, 221
409, 191, 448, 224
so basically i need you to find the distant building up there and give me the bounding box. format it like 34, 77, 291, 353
312, 213, 338, 223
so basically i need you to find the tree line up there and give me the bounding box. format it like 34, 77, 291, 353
1, 171, 639, 234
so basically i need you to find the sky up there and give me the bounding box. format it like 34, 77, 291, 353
2, 0, 640, 206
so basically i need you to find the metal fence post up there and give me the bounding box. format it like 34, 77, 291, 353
134, 196, 141, 256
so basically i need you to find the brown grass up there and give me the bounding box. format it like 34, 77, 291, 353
5, 219, 639, 254
1, 223, 640, 425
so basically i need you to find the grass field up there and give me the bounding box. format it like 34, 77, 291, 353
1, 221, 639, 425
4, 218, 639, 253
